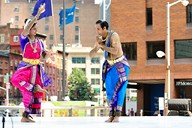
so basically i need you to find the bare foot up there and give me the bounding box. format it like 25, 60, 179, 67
112, 116, 119, 123
105, 116, 114, 123
21, 117, 35, 123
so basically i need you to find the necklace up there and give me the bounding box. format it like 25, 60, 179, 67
29, 37, 37, 53
101, 32, 109, 42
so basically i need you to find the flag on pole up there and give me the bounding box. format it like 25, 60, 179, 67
59, 9, 63, 26
59, 4, 76, 26
66, 4, 76, 24
32, 0, 53, 20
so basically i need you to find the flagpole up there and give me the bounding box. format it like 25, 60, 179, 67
103, 0, 106, 20
62, 0, 66, 100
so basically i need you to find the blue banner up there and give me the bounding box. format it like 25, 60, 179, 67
59, 4, 76, 26
32, 0, 53, 20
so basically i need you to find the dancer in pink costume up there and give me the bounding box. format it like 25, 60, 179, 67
11, 5, 53, 122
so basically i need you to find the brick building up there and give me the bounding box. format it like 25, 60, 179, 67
110, 0, 192, 116
0, 22, 21, 104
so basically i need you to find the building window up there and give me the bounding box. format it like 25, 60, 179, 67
72, 57, 86, 64
50, 35, 54, 40
175, 40, 192, 59
60, 35, 63, 40
0, 34, 5, 43
10, 60, 13, 66
147, 41, 165, 59
91, 79, 100, 85
75, 26, 79, 32
60, 27, 63, 31
45, 25, 49, 31
75, 35, 79, 42
91, 68, 100, 74
15, 16, 19, 21
49, 44, 53, 49
13, 36, 19, 42
15, 25, 19, 28
91, 57, 100, 64
30, 7, 34, 12
4, 62, 8, 69
75, 8, 79, 13
45, 17, 49, 23
122, 42, 137, 60
14, 7, 19, 12
75, 16, 79, 23
187, 4, 192, 23
0, 61, 2, 69
146, 8, 152, 26
15, 60, 18, 66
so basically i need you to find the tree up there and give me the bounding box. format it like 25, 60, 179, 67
68, 68, 94, 101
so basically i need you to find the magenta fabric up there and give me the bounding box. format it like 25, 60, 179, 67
11, 34, 47, 114
11, 67, 33, 91
11, 65, 43, 112
23, 40, 42, 59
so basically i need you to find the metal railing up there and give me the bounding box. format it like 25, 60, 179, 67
0, 105, 110, 117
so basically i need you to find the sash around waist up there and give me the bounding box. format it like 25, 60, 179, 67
107, 55, 124, 65
23, 58, 40, 65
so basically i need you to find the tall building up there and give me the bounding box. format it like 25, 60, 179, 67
66, 46, 104, 104
0, 0, 99, 48
110, 0, 192, 116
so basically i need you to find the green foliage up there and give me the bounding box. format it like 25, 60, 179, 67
68, 68, 94, 101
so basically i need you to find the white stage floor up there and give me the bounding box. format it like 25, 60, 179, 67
1, 116, 192, 128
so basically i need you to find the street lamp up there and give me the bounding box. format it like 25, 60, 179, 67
166, 0, 189, 100
156, 51, 165, 58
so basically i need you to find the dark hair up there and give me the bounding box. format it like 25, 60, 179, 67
24, 18, 28, 24
96, 20, 109, 30
24, 18, 36, 29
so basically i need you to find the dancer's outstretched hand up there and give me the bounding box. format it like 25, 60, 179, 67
36, 4, 45, 19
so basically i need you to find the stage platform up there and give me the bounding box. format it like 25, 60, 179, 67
1, 116, 192, 128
